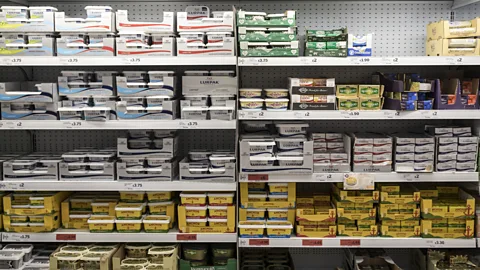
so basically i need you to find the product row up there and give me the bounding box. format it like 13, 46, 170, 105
238, 183, 477, 239
240, 122, 478, 174
0, 70, 238, 121
239, 74, 479, 112
0, 242, 236, 270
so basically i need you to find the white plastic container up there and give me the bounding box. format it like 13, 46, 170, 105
119, 32, 146, 45
179, 32, 205, 43
189, 150, 211, 161
250, 156, 276, 167
3, 244, 33, 262
28, 6, 57, 19
248, 141, 275, 156
240, 98, 264, 111
121, 96, 144, 106
61, 71, 87, 82
264, 88, 289, 98
275, 137, 305, 151
146, 95, 170, 107
209, 106, 234, 121
210, 95, 235, 106
182, 106, 208, 120
1, 6, 28, 19
209, 155, 235, 168
206, 32, 232, 42
148, 71, 174, 83
265, 98, 289, 111
189, 167, 208, 174
83, 107, 111, 121
239, 88, 262, 98
184, 71, 209, 76
128, 138, 151, 149
0, 250, 24, 269
85, 6, 112, 19
276, 156, 304, 166
275, 122, 309, 137
123, 71, 148, 83
184, 95, 208, 106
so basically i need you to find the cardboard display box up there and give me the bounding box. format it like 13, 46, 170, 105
117, 10, 175, 33
240, 182, 296, 209
3, 212, 61, 232
0, 10, 55, 32
55, 11, 115, 32
178, 205, 235, 233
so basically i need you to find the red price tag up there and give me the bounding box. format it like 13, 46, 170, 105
302, 239, 323, 246
249, 239, 269, 246
56, 234, 76, 241
248, 174, 269, 181
340, 239, 361, 246
176, 234, 197, 241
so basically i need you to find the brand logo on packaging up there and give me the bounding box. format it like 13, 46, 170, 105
200, 80, 219, 84
299, 103, 308, 109
298, 87, 308, 94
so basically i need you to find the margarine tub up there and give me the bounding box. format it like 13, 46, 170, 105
116, 217, 143, 233
185, 206, 208, 218
1, 6, 28, 19
180, 192, 207, 206
248, 191, 268, 202
115, 203, 146, 220
208, 192, 234, 206
54, 252, 83, 270
148, 201, 174, 215
248, 182, 266, 191
120, 191, 145, 203
189, 150, 211, 161
28, 216, 45, 224
125, 243, 152, 258
186, 218, 207, 227
209, 155, 235, 168
87, 216, 116, 233
143, 215, 170, 233
148, 246, 176, 264
146, 191, 172, 202
210, 95, 235, 106
264, 88, 289, 98
91, 198, 118, 215
10, 216, 28, 223
269, 194, 288, 202
208, 218, 228, 227
184, 95, 208, 106
239, 221, 265, 238
267, 209, 289, 220
85, 6, 112, 18
208, 205, 228, 219
121, 258, 149, 268
69, 198, 93, 211
266, 221, 293, 238
277, 156, 304, 166
239, 88, 262, 98
268, 183, 289, 194
240, 98, 264, 111
265, 98, 289, 111
275, 122, 309, 137
246, 209, 266, 220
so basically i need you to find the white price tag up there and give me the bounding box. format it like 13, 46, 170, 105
8, 234, 31, 242
241, 111, 265, 119
5, 121, 23, 129
63, 121, 83, 129
446, 57, 463, 65
301, 57, 319, 65
314, 173, 332, 182
59, 57, 80, 65
343, 173, 375, 190
341, 111, 360, 119
124, 183, 144, 190
7, 182, 25, 190
293, 111, 311, 119
247, 58, 269, 65
2, 58, 22, 66
122, 57, 142, 65
179, 121, 199, 129
380, 57, 400, 65
350, 57, 371, 65
402, 173, 420, 181
383, 111, 396, 118
421, 110, 438, 119
426, 240, 446, 248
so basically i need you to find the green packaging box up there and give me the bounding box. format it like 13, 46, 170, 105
240, 41, 299, 57
238, 27, 297, 42
238, 10, 296, 27
305, 48, 347, 57
306, 28, 348, 42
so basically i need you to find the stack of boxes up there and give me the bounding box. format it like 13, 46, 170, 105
117, 130, 177, 181
427, 18, 480, 56
420, 186, 475, 239
181, 70, 237, 120
59, 148, 116, 181
237, 10, 298, 57
288, 78, 336, 110
0, 6, 56, 56
177, 6, 235, 56
427, 126, 479, 172
0, 82, 58, 120
352, 133, 393, 172
116, 71, 178, 120
3, 192, 71, 233
239, 88, 290, 111
381, 73, 434, 111
305, 28, 347, 57
3, 153, 61, 181
336, 84, 384, 111
378, 185, 421, 238
312, 132, 350, 173
238, 182, 295, 238
116, 10, 175, 56
393, 133, 435, 172
295, 192, 336, 237
58, 71, 117, 121
333, 184, 379, 237
179, 149, 236, 182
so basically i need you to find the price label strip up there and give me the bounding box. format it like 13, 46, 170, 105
176, 234, 197, 241
341, 111, 360, 119
122, 57, 142, 65
60, 58, 80, 65
2, 58, 22, 65
56, 234, 77, 241
179, 121, 199, 129
402, 173, 421, 181
249, 239, 269, 246
124, 183, 144, 190
248, 174, 269, 181
302, 239, 323, 246
314, 173, 333, 182
63, 121, 83, 129
340, 239, 361, 246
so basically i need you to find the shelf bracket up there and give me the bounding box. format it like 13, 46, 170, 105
452, 0, 480, 9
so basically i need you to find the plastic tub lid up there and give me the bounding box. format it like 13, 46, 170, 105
267, 208, 289, 212
240, 88, 262, 92
184, 95, 208, 98
268, 183, 288, 187
209, 156, 234, 161
85, 6, 112, 10
246, 208, 266, 212
1, 6, 27, 9
267, 13, 286, 17
208, 192, 234, 197
3, 244, 33, 253
238, 223, 266, 229
209, 167, 225, 173
185, 205, 208, 210
275, 123, 309, 128
276, 156, 304, 161
53, 252, 82, 260
275, 137, 305, 142
206, 32, 232, 35
143, 215, 171, 224
243, 11, 267, 16
180, 192, 207, 198
207, 218, 227, 222
148, 71, 174, 75
69, 214, 91, 219
145, 95, 171, 100
115, 203, 145, 211
29, 6, 58, 11
116, 217, 144, 224
268, 194, 288, 199
249, 141, 276, 146
208, 205, 228, 210
264, 88, 288, 92
186, 218, 207, 223
148, 201, 174, 206
210, 95, 235, 98
125, 243, 152, 249
264, 98, 289, 102
209, 106, 234, 111
266, 223, 293, 229
248, 192, 268, 198
239, 98, 264, 102
88, 217, 115, 223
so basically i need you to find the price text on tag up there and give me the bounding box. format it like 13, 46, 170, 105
341, 111, 360, 119
177, 234, 197, 241
340, 239, 361, 246
6, 121, 23, 129
426, 240, 445, 247
56, 234, 77, 241
180, 121, 199, 129
3, 58, 22, 65
248, 174, 269, 181
122, 57, 142, 65
314, 173, 332, 182
63, 121, 83, 129
249, 239, 269, 246
60, 58, 80, 65
302, 239, 323, 246
124, 183, 144, 190
402, 173, 420, 181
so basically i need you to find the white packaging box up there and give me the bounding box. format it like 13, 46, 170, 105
327, 142, 344, 152
415, 143, 435, 153
354, 145, 373, 154
437, 137, 458, 154
3, 158, 60, 180
116, 100, 178, 120
179, 157, 235, 181
313, 142, 327, 152
240, 139, 313, 174
0, 10, 55, 32
57, 35, 115, 57
347, 33, 373, 57
116, 36, 175, 57
457, 152, 477, 161
177, 11, 234, 32
1, 102, 58, 120
373, 145, 392, 153
314, 134, 351, 173
427, 126, 453, 137
395, 160, 415, 172
396, 144, 415, 153
117, 137, 178, 158
55, 11, 115, 32
437, 153, 457, 162
116, 10, 175, 33
116, 76, 176, 97
117, 160, 177, 181
456, 161, 476, 172
395, 152, 414, 161
58, 76, 114, 97
436, 160, 457, 172
0, 82, 57, 103
353, 133, 393, 172
453, 127, 471, 137
177, 37, 235, 56
313, 153, 330, 164
182, 73, 237, 96
58, 106, 83, 120
0, 35, 55, 56
181, 99, 235, 120
413, 161, 434, 172
83, 105, 117, 121
59, 161, 115, 181
372, 153, 392, 164
414, 152, 435, 161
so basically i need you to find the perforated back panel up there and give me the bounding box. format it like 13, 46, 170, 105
0, 131, 32, 153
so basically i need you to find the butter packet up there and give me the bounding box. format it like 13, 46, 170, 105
359, 98, 383, 110
359, 85, 382, 97
336, 85, 358, 97
337, 97, 359, 110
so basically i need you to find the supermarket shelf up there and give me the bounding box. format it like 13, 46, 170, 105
0, 120, 236, 130
239, 172, 479, 183
0, 181, 237, 191
238, 237, 477, 248
238, 56, 479, 66
0, 56, 237, 66
1, 230, 237, 243
238, 110, 480, 120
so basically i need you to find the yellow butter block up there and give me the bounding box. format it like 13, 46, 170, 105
146, 192, 172, 202
268, 209, 288, 220
148, 201, 174, 215
266, 221, 293, 238
116, 218, 143, 233
268, 183, 289, 194
245, 208, 266, 220
239, 221, 265, 238
402, 220, 420, 227
115, 203, 146, 220
120, 191, 145, 202
143, 215, 170, 233
91, 198, 118, 216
